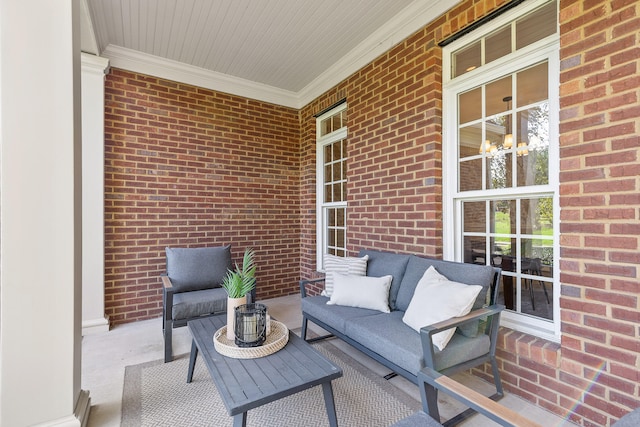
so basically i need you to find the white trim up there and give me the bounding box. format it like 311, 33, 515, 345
99, 1, 462, 109
501, 312, 557, 342
80, 52, 109, 74
81, 53, 110, 338
297, 0, 462, 108
316, 105, 348, 270
82, 317, 110, 335
80, 0, 100, 55
102, 45, 300, 108
548, 45, 561, 339
442, 0, 554, 85
31, 390, 91, 427
442, 0, 560, 340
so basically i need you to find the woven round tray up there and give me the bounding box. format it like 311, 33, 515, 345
213, 320, 289, 359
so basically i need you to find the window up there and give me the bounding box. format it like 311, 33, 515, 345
443, 0, 559, 340
316, 104, 347, 269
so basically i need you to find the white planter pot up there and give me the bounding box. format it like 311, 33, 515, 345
227, 296, 247, 341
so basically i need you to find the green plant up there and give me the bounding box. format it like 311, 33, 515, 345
221, 248, 256, 298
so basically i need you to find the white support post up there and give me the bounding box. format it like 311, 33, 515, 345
81, 53, 110, 335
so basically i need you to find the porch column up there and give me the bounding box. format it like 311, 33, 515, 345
0, 0, 90, 425
81, 53, 110, 335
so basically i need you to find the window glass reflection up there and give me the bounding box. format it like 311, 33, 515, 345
463, 201, 486, 232
459, 88, 482, 124
460, 158, 482, 191
453, 41, 481, 77
516, 104, 549, 186
516, 1, 557, 50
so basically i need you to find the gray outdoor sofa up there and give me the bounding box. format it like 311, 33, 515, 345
299, 249, 505, 425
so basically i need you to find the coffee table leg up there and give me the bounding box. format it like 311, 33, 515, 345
233, 412, 247, 427
322, 381, 339, 427
187, 340, 198, 383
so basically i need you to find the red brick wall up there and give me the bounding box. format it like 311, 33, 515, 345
298, 0, 639, 426
102, 0, 639, 424
557, 0, 640, 425
299, 13, 448, 282
104, 69, 300, 324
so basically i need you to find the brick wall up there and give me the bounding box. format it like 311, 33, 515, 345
557, 0, 640, 425
102, 0, 639, 424
298, 0, 639, 425
104, 69, 300, 324
299, 15, 446, 282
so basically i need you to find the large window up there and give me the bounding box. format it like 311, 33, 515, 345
443, 0, 559, 340
316, 104, 347, 269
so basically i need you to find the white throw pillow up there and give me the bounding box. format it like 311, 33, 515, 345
326, 272, 392, 313
321, 254, 369, 297
402, 266, 482, 351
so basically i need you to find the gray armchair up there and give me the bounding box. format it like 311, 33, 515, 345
162, 245, 235, 362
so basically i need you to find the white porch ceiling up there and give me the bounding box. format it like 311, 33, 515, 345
82, 0, 459, 108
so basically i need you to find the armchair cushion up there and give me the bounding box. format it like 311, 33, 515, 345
403, 266, 481, 351
172, 287, 228, 320
165, 245, 232, 292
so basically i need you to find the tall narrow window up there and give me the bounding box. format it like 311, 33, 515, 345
443, 0, 559, 340
316, 104, 347, 269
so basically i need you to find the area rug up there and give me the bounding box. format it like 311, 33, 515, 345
121, 338, 421, 427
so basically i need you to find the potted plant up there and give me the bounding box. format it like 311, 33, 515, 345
221, 248, 256, 339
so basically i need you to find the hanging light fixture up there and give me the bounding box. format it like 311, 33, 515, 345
502, 96, 513, 149
479, 140, 492, 154
517, 142, 529, 156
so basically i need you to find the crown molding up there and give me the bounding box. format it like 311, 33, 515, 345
102, 45, 301, 108
99, 0, 460, 110
81, 53, 110, 75
297, 0, 460, 108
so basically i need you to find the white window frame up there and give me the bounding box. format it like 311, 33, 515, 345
442, 0, 560, 341
316, 104, 348, 271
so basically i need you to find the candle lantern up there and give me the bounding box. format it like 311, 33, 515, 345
234, 303, 267, 347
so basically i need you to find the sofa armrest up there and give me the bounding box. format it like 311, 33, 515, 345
421, 305, 504, 336
418, 366, 542, 427
299, 278, 326, 298
420, 305, 504, 370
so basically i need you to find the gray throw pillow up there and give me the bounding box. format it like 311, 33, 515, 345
166, 245, 232, 292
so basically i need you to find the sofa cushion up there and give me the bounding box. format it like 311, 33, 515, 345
358, 249, 411, 310
301, 295, 382, 335
346, 311, 491, 374
321, 253, 369, 297
396, 256, 495, 337
166, 245, 232, 292
402, 266, 482, 350
346, 311, 425, 375
327, 273, 392, 313
172, 287, 228, 320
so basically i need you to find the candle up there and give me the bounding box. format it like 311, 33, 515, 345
266, 314, 271, 336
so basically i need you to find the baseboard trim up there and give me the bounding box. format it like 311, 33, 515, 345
75, 389, 91, 427
31, 390, 91, 427
82, 316, 110, 335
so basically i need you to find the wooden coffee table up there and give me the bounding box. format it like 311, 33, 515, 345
187, 315, 343, 427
